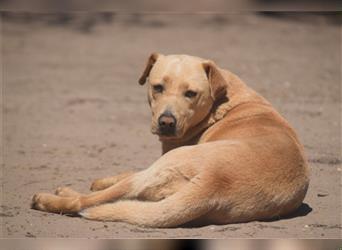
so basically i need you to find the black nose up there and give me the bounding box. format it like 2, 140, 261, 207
158, 111, 177, 135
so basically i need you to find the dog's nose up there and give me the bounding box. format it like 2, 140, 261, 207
158, 111, 177, 135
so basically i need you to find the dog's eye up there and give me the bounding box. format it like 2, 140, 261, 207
184, 90, 197, 98
153, 84, 164, 93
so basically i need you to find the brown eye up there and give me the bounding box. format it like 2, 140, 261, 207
185, 90, 197, 98
153, 84, 164, 93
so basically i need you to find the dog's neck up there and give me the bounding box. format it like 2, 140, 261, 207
207, 69, 270, 122
160, 70, 269, 154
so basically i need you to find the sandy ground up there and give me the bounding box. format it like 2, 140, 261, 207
1, 13, 341, 238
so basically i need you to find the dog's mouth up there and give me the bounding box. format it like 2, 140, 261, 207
156, 129, 179, 140
158, 134, 180, 141
159, 126, 176, 136
152, 126, 184, 140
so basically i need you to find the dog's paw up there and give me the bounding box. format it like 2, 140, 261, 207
31, 193, 81, 214
55, 186, 81, 197
31, 193, 54, 212
90, 179, 106, 191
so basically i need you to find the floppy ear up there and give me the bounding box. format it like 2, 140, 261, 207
138, 52, 160, 85
202, 61, 228, 101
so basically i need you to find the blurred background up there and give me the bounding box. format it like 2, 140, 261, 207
0, 0, 341, 11
0, 9, 341, 247
1, 239, 342, 250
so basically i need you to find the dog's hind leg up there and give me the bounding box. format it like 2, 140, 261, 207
90, 171, 135, 191
32, 147, 202, 215
32, 173, 135, 214
80, 182, 215, 228
55, 186, 83, 197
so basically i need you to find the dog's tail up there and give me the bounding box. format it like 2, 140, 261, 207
79, 184, 215, 227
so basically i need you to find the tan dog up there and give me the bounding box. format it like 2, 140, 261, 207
31, 53, 310, 227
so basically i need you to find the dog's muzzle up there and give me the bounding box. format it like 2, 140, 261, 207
158, 111, 177, 136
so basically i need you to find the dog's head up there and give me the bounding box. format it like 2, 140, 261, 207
139, 53, 227, 141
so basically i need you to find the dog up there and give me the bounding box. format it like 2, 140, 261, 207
31, 53, 310, 227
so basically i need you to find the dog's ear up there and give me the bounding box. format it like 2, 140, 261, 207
202, 61, 227, 101
139, 52, 160, 85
